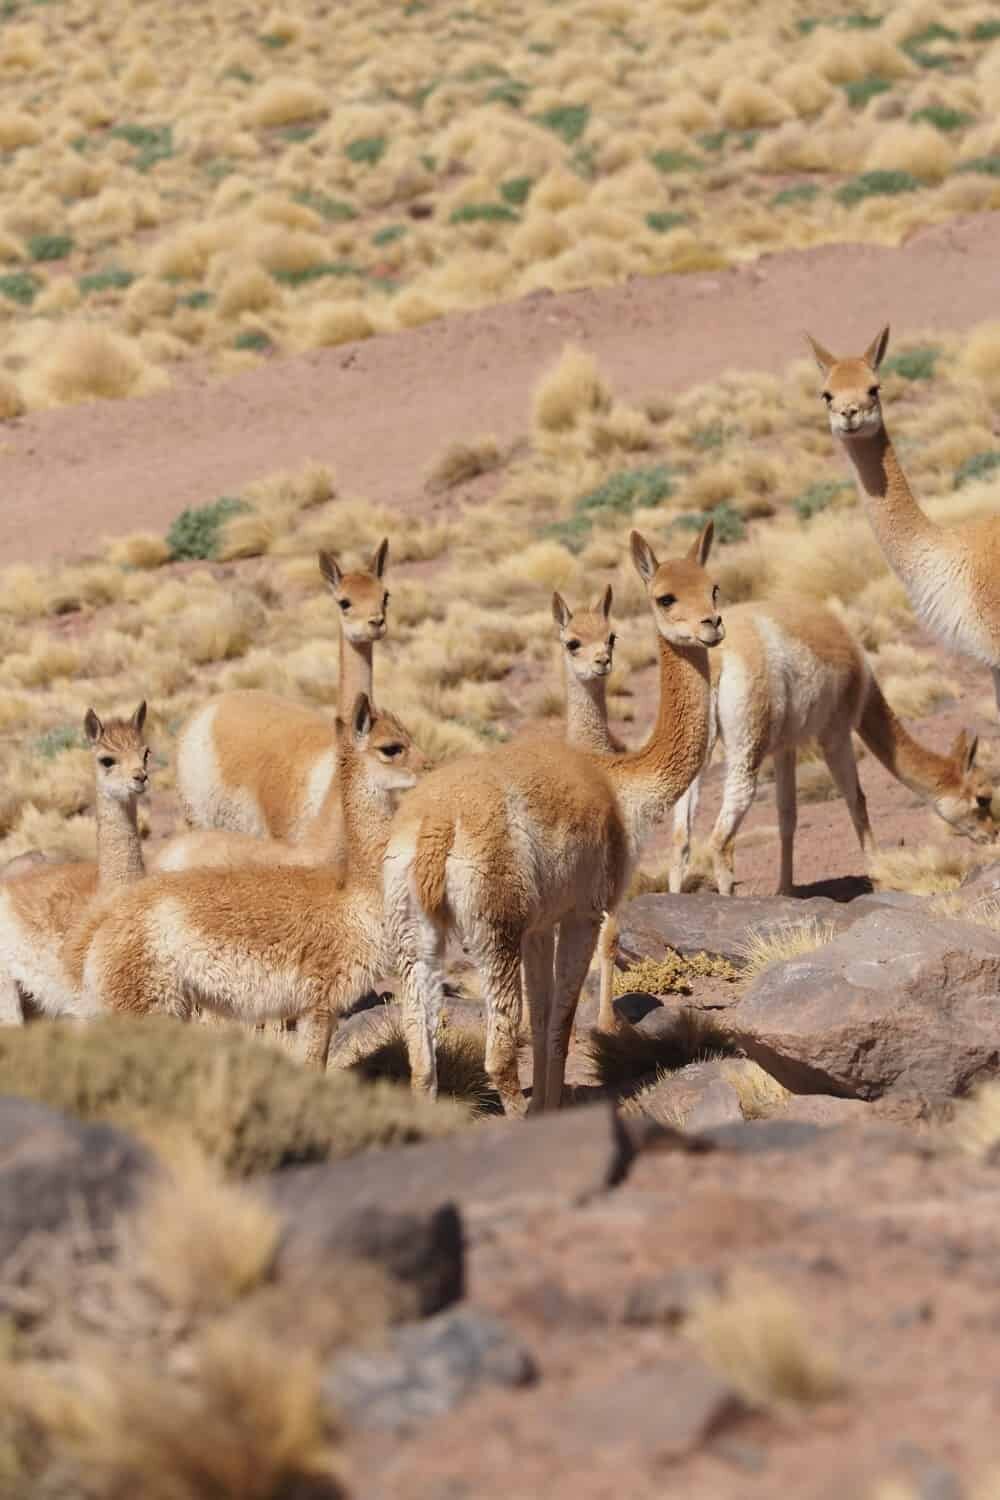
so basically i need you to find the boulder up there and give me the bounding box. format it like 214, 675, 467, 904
0, 1096, 152, 1264
325, 1307, 536, 1433
729, 908, 1000, 1102
552, 1357, 746, 1463
630, 1060, 743, 1131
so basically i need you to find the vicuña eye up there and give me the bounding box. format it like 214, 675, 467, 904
383, 592, 390, 607
99, 756, 115, 769
657, 593, 676, 609
822, 391, 833, 405
338, 599, 351, 612
868, 385, 880, 399
712, 586, 720, 603
566, 639, 581, 653
380, 743, 404, 758
977, 794, 992, 810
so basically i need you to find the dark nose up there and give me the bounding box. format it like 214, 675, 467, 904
702, 615, 722, 630
369, 615, 384, 630
135, 771, 148, 786
844, 404, 858, 418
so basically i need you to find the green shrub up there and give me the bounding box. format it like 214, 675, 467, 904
0, 271, 38, 306
955, 155, 1000, 177
954, 451, 1000, 489
645, 210, 686, 233
902, 22, 958, 65
279, 124, 316, 143
970, 19, 1000, 40
372, 224, 407, 245
34, 725, 84, 759
257, 30, 289, 47
486, 79, 530, 109
180, 289, 214, 308
110, 122, 174, 172
293, 189, 357, 221
651, 148, 701, 173
691, 421, 726, 451
78, 266, 134, 294
271, 261, 361, 286
499, 175, 534, 206
234, 330, 272, 351
0, 1019, 467, 1176
835, 170, 922, 204
771, 183, 819, 207
578, 465, 675, 517
792, 479, 851, 520
345, 135, 386, 165
535, 103, 589, 144
166, 495, 249, 560
842, 75, 891, 109
911, 105, 974, 131
449, 202, 518, 224
674, 501, 745, 544
881, 346, 939, 380
29, 233, 73, 263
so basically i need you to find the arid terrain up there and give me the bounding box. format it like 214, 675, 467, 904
4, 0, 1000, 1496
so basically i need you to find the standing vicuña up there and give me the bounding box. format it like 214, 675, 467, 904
385, 525, 723, 1117
76, 696, 424, 1068
670, 597, 996, 897
0, 703, 150, 1019
173, 540, 390, 844
807, 328, 1000, 710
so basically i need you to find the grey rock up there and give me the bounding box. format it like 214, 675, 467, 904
0, 1096, 152, 1265
729, 908, 1000, 1102
628, 1059, 741, 1130
686, 1076, 744, 1132
556, 1356, 746, 1461
325, 1308, 536, 1433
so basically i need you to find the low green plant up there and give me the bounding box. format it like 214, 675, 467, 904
449, 202, 518, 224
372, 224, 407, 245
954, 451, 1000, 489
792, 479, 851, 520
234, 330, 272, 351
166, 495, 249, 560
271, 261, 361, 286
257, 30, 289, 47
486, 79, 530, 109
78, 266, 134, 294
578, 465, 675, 517
534, 103, 589, 144
293, 189, 357, 221
345, 134, 386, 165
180, 289, 214, 308
499, 175, 534, 206
33, 725, 84, 759
110, 122, 174, 172
771, 183, 819, 207
881, 346, 939, 380
842, 75, 891, 109
911, 105, 974, 131
29, 233, 73, 263
691, 421, 727, 451
955, 155, 1000, 177
0, 271, 38, 306
970, 18, 1000, 40
674, 501, 745, 544
835, 169, 922, 204
651, 148, 701, 173
645, 210, 686, 233
0, 1019, 466, 1176
902, 21, 958, 65
279, 124, 316, 143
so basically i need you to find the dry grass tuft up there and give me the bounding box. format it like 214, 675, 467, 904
869, 842, 986, 895
688, 1271, 845, 1409
247, 77, 330, 127
27, 324, 167, 406
947, 1080, 1000, 1159
533, 345, 611, 433
425, 435, 502, 493
741, 918, 839, 979
722, 1059, 790, 1120
582, 1008, 735, 1093
105, 532, 171, 569
613, 951, 741, 997
341, 1010, 496, 1111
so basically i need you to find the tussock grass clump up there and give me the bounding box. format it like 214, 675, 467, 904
247, 77, 330, 127
741, 918, 839, 978
343, 1011, 496, 1112
869, 843, 986, 894
947, 1080, 1000, 1157
688, 1271, 846, 1409
27, 324, 167, 406
425, 435, 502, 493
583, 1007, 736, 1093
722, 1058, 791, 1119
613, 951, 741, 998
533, 345, 611, 432
0, 1018, 468, 1177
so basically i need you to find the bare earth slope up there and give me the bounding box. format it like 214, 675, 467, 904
3, 212, 997, 567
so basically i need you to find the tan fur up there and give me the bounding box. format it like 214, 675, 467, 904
807, 329, 1000, 702
385, 525, 724, 1116
0, 704, 150, 1018
172, 542, 390, 845
78, 698, 424, 1069
670, 597, 996, 896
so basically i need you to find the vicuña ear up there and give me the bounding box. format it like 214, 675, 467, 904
131, 700, 147, 735
952, 729, 979, 774
318, 550, 343, 590
804, 332, 836, 376
596, 583, 613, 620
688, 519, 714, 567
370, 537, 390, 579
352, 692, 374, 740
84, 708, 103, 744
630, 530, 658, 584
864, 325, 890, 372
551, 591, 572, 629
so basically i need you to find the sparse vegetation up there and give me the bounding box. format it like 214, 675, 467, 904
166, 496, 250, 561
954, 451, 1000, 488
741, 918, 839, 979
835, 170, 923, 205
583, 1008, 735, 1093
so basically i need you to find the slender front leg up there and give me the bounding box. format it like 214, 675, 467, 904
819, 731, 874, 857
302, 1009, 335, 1069
772, 747, 798, 897
521, 928, 554, 1113
709, 756, 759, 897
478, 933, 527, 1117
668, 776, 701, 894
545, 914, 603, 1112
595, 912, 620, 1033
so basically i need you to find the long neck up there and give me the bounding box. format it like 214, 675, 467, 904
338, 632, 374, 717
563, 659, 614, 753
856, 677, 954, 801
95, 792, 145, 894
601, 635, 711, 825
839, 424, 937, 559
337, 757, 393, 881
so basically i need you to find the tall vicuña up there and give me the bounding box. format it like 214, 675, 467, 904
384, 525, 723, 1117
808, 327, 1000, 709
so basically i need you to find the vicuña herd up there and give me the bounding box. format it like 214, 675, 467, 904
2, 327, 997, 1114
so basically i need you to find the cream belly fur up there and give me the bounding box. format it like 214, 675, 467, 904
0, 877, 91, 1015
175, 700, 269, 837
897, 538, 998, 667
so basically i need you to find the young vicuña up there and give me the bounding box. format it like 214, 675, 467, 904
75, 695, 424, 1068
384, 524, 724, 1117
0, 703, 151, 1019
172, 540, 390, 848
670, 597, 996, 896
808, 327, 1000, 710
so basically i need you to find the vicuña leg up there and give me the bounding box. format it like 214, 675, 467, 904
993, 667, 1000, 716
522, 929, 554, 1110
773, 747, 798, 897
819, 730, 875, 856
542, 913, 603, 1112
302, 1008, 335, 1070
397, 913, 447, 1101
668, 775, 701, 894
0, 974, 22, 1026
595, 912, 619, 1033
479, 932, 527, 1117
709, 758, 759, 897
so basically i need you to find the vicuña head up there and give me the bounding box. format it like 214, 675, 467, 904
806, 326, 889, 440
84, 701, 150, 801
932, 729, 997, 845
336, 692, 425, 803
630, 522, 724, 648
318, 537, 390, 643
552, 585, 616, 682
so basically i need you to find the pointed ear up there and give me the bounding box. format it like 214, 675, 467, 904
805, 332, 836, 377
630, 530, 658, 584
864, 325, 890, 372
131, 700, 147, 735
370, 537, 389, 580
351, 692, 374, 740
551, 591, 571, 629
318, 549, 343, 591
951, 729, 979, 774
596, 583, 613, 621
84, 708, 102, 744
688, 520, 714, 567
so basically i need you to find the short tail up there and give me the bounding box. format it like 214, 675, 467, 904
413, 814, 456, 920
